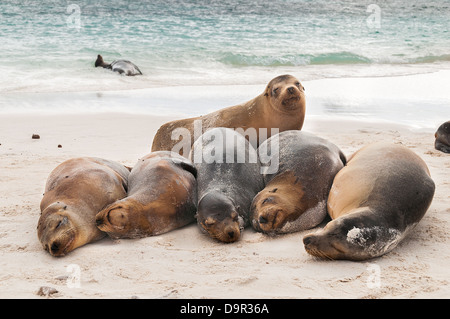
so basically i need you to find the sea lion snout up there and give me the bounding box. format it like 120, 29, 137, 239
38, 214, 76, 257
287, 86, 297, 94
253, 206, 284, 233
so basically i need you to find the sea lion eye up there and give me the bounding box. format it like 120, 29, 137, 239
55, 216, 68, 229
204, 218, 216, 226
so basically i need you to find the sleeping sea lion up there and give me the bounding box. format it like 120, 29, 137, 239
95, 151, 197, 238
190, 127, 264, 243
251, 131, 346, 235
37, 157, 129, 256
303, 142, 435, 261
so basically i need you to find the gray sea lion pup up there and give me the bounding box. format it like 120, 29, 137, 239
95, 54, 142, 76
435, 120, 450, 153
251, 131, 346, 235
303, 142, 435, 261
38, 157, 130, 257
95, 151, 197, 239
189, 128, 264, 243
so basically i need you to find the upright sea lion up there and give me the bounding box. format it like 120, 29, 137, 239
38, 158, 130, 257
251, 131, 346, 235
95, 54, 142, 76
95, 151, 197, 239
152, 74, 306, 157
190, 128, 264, 243
303, 142, 435, 261
435, 120, 450, 153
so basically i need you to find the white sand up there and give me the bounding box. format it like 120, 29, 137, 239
0, 113, 449, 299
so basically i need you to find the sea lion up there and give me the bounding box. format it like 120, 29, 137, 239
303, 142, 435, 261
37, 157, 130, 257
251, 131, 346, 235
435, 121, 450, 153
95, 54, 142, 76
95, 151, 197, 239
152, 74, 306, 157
190, 128, 264, 243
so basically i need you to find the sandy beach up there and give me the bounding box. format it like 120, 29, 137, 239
0, 111, 448, 299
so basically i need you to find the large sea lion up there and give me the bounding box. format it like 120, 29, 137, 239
303, 142, 435, 261
435, 120, 450, 153
95, 54, 142, 76
190, 128, 264, 243
251, 131, 346, 235
95, 151, 197, 239
37, 157, 130, 257
152, 74, 306, 157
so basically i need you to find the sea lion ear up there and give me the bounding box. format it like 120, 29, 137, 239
180, 161, 197, 178
172, 158, 197, 178
339, 151, 347, 166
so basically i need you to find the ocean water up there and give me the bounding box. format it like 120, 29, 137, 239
0, 0, 449, 127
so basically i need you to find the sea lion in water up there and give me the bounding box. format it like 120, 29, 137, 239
152, 74, 306, 158
37, 157, 129, 257
95, 151, 197, 239
95, 54, 142, 76
251, 131, 346, 235
190, 128, 264, 243
303, 142, 435, 261
435, 121, 450, 153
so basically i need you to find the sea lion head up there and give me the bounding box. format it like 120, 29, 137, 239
196, 191, 243, 243
435, 121, 450, 153
95, 55, 104, 67
303, 209, 403, 261
37, 202, 80, 257
251, 176, 302, 234
95, 54, 111, 68
251, 171, 326, 235
95, 199, 145, 239
264, 74, 305, 113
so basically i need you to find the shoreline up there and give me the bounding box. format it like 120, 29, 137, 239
2, 62, 450, 95
1, 69, 449, 130
0, 113, 449, 298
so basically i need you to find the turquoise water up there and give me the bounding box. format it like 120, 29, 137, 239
0, 0, 449, 126
1, 0, 450, 91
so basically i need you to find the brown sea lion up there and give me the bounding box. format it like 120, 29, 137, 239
151, 74, 306, 157
95, 151, 197, 239
190, 128, 264, 243
303, 142, 435, 261
251, 131, 346, 235
435, 120, 450, 153
37, 157, 130, 257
